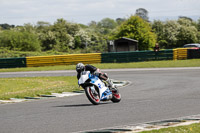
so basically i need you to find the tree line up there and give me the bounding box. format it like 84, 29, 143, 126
0, 14, 200, 55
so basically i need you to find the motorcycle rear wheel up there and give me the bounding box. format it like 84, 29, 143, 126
85, 86, 100, 105
111, 89, 121, 103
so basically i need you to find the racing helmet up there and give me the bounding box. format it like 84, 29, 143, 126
76, 63, 85, 73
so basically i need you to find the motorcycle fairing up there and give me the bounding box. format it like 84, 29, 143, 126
88, 73, 99, 83
88, 73, 112, 101
78, 71, 90, 85
100, 88, 112, 100
78, 71, 112, 101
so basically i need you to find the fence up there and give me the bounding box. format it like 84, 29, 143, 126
0, 49, 200, 68
0, 57, 26, 68
187, 49, 200, 59
101, 50, 173, 63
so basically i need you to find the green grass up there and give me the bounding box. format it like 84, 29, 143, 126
140, 123, 200, 133
0, 59, 200, 72
0, 76, 80, 100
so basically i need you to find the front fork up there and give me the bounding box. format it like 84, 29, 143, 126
90, 86, 98, 96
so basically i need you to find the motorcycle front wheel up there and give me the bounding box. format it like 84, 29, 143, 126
85, 86, 100, 105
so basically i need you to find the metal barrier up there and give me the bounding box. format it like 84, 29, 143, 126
0, 49, 199, 69
0, 57, 26, 68
173, 48, 188, 60
26, 53, 101, 67
187, 49, 200, 59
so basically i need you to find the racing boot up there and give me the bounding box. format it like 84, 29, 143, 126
106, 78, 118, 94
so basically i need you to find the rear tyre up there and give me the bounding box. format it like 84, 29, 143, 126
111, 88, 121, 103
85, 86, 100, 105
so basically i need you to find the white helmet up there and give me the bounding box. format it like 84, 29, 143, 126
76, 63, 85, 73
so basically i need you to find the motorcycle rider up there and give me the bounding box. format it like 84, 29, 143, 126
76, 63, 117, 92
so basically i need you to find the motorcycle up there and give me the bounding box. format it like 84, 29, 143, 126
78, 71, 121, 105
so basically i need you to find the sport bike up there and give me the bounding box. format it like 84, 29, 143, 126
78, 71, 121, 105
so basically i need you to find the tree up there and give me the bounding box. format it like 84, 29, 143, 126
152, 18, 200, 49
97, 18, 117, 29
116, 18, 126, 25
97, 18, 118, 35
176, 26, 198, 47
13, 23, 37, 34
152, 20, 166, 47
162, 20, 180, 48
38, 30, 57, 51
88, 18, 118, 35
51, 18, 74, 51
178, 18, 193, 27
196, 18, 200, 31
88, 21, 97, 28
135, 8, 149, 21
74, 28, 91, 49
114, 16, 156, 50
0, 23, 15, 30
36, 21, 51, 31
37, 21, 51, 27
0, 30, 41, 51
177, 18, 199, 46
179, 16, 193, 22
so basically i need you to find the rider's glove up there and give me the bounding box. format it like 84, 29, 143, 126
93, 71, 100, 76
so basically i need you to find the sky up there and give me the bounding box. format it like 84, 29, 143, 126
0, 0, 199, 26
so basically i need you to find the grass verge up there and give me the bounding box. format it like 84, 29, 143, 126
0, 59, 200, 72
0, 76, 80, 100
140, 123, 200, 133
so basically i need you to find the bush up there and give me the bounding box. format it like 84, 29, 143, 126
0, 30, 41, 51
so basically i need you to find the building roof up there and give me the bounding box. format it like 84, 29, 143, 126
115, 37, 138, 42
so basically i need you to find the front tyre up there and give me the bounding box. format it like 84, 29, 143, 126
85, 86, 100, 105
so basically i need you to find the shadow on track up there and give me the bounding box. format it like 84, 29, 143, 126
54, 102, 111, 108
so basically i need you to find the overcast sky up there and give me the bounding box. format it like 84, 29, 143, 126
0, 0, 199, 25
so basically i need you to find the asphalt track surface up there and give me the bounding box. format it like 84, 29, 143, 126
0, 67, 200, 133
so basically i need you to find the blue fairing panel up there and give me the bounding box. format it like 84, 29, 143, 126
100, 88, 112, 100
89, 73, 99, 83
